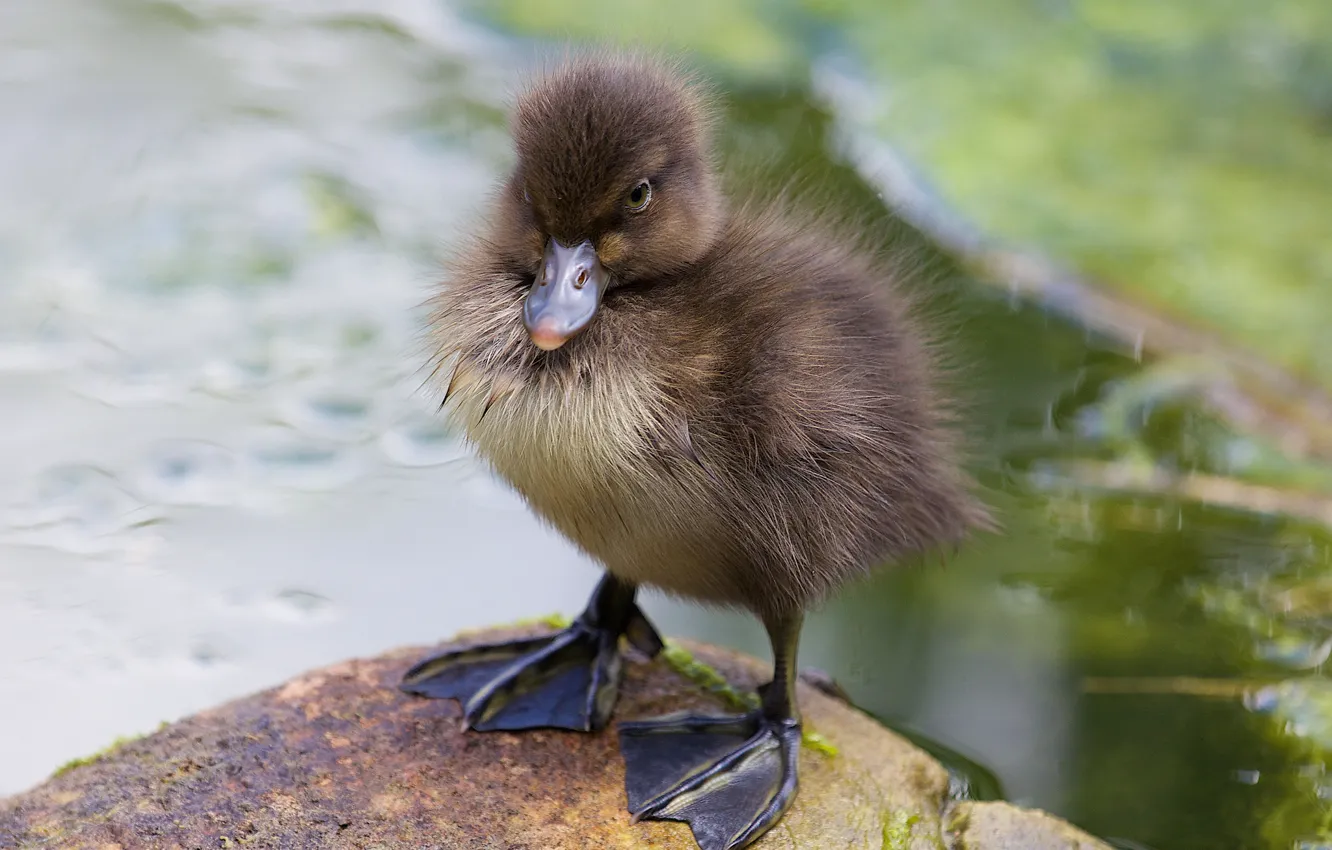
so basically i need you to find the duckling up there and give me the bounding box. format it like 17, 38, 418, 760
401, 53, 991, 850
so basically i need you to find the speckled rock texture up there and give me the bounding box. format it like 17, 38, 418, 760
0, 626, 1111, 849
946, 802, 1113, 850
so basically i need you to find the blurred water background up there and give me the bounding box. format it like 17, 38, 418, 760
2, 2, 1331, 848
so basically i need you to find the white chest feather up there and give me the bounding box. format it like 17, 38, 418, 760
447, 357, 664, 525
440, 355, 731, 600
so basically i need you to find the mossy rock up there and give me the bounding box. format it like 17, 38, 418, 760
0, 626, 1110, 849
946, 803, 1112, 850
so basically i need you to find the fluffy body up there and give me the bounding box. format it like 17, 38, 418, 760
429, 55, 989, 620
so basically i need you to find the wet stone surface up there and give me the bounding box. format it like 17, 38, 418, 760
0, 628, 1109, 850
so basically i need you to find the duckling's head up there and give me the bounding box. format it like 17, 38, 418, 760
500, 55, 722, 351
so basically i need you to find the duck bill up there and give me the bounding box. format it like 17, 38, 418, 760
523, 239, 607, 351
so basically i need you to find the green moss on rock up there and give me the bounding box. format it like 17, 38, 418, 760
51, 733, 146, 778
882, 810, 921, 850
660, 640, 840, 756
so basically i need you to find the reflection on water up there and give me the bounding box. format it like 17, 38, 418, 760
0, 3, 1329, 849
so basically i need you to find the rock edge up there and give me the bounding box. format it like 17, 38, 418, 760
0, 626, 1111, 850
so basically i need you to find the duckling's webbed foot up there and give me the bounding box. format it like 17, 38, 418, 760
619, 710, 800, 850
618, 611, 805, 850
399, 574, 661, 732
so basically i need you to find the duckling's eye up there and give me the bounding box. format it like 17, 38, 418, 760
624, 180, 652, 213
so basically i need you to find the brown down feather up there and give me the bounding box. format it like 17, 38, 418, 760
427, 52, 992, 618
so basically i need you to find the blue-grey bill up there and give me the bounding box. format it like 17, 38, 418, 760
523, 239, 607, 351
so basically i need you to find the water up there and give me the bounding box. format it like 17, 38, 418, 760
2, 3, 1329, 849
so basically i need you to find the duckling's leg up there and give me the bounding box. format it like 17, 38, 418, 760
618, 611, 803, 850
400, 574, 662, 732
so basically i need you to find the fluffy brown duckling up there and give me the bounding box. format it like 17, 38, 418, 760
401, 53, 990, 850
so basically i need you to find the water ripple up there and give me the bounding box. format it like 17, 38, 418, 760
3, 464, 166, 557
378, 409, 467, 467
134, 439, 240, 507
242, 428, 363, 491
278, 390, 377, 441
